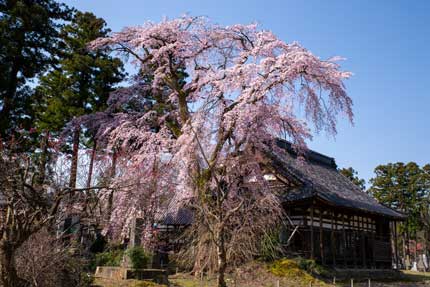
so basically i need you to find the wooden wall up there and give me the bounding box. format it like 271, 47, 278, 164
283, 201, 395, 269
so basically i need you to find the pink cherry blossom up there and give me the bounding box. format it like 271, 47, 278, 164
83, 16, 353, 248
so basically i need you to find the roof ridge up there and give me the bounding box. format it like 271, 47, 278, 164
275, 138, 337, 169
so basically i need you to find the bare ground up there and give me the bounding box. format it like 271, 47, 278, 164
93, 265, 430, 287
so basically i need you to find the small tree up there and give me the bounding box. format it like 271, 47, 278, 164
15, 229, 87, 287
87, 16, 353, 287
0, 138, 106, 287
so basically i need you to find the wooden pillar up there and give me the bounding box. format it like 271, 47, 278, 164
371, 218, 376, 269
319, 208, 325, 265
352, 216, 357, 268
394, 220, 399, 269
342, 214, 347, 268
310, 203, 315, 259
361, 216, 366, 268
303, 207, 308, 257
331, 211, 336, 267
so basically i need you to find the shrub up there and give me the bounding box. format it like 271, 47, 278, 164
126, 246, 151, 269
297, 258, 330, 277
259, 228, 284, 261
16, 229, 93, 287
93, 249, 125, 268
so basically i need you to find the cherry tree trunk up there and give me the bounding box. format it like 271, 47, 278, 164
69, 127, 80, 189
216, 233, 227, 287
106, 149, 117, 218
0, 242, 20, 287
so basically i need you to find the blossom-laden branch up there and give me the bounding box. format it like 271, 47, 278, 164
80, 16, 353, 287
86, 16, 352, 164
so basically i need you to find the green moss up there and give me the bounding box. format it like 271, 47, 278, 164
133, 281, 161, 287
269, 259, 327, 286
296, 258, 330, 277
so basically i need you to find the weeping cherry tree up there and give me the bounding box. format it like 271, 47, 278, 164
84, 16, 353, 287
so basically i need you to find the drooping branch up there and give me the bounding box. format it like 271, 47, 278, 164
83, 16, 353, 287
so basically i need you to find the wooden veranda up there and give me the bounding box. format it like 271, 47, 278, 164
282, 198, 402, 269
266, 139, 405, 269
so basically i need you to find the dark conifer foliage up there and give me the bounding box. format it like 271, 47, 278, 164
0, 0, 73, 139
35, 11, 125, 187
36, 11, 125, 134
339, 166, 366, 191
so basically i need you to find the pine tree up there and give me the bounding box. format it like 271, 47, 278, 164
36, 11, 125, 187
369, 162, 425, 230
339, 167, 366, 191
0, 0, 73, 139
369, 162, 428, 264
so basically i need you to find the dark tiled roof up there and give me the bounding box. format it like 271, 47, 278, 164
158, 139, 405, 225
268, 139, 406, 219
160, 207, 193, 226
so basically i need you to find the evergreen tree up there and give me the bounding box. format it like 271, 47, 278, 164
36, 11, 125, 187
369, 162, 425, 233
339, 166, 366, 191
36, 11, 124, 132
369, 162, 428, 263
0, 0, 73, 138
420, 164, 430, 250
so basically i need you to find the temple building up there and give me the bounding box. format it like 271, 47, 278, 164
157, 139, 406, 269
264, 139, 406, 269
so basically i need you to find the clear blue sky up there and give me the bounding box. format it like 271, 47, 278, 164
64, 0, 430, 184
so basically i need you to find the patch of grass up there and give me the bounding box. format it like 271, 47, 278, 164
93, 278, 164, 287
400, 270, 430, 283
171, 262, 328, 287
169, 273, 238, 287
170, 278, 214, 287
